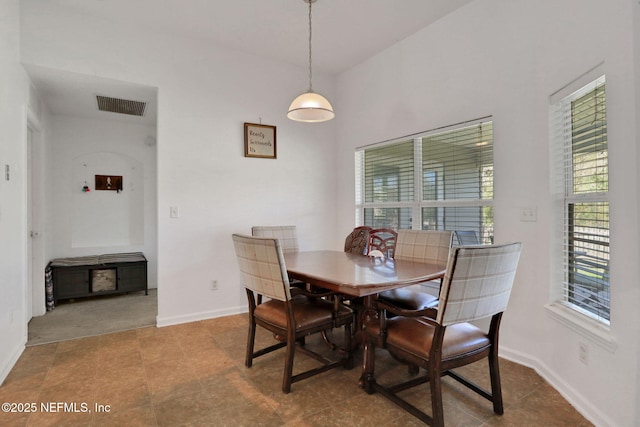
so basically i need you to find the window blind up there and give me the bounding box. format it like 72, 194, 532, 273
557, 76, 610, 323
355, 119, 493, 239
421, 123, 493, 242
422, 123, 493, 201
361, 140, 414, 229
363, 141, 414, 203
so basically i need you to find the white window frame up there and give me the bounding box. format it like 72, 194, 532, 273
547, 67, 616, 351
355, 118, 493, 238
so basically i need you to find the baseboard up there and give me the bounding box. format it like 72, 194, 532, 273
500, 345, 613, 427
156, 305, 247, 328
0, 341, 25, 386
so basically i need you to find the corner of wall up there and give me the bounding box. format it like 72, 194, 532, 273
500, 345, 615, 427
0, 340, 24, 386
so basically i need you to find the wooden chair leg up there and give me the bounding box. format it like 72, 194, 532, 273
489, 348, 504, 414
320, 331, 336, 349
282, 330, 296, 393
343, 323, 353, 369
429, 366, 445, 427
245, 317, 256, 368
488, 314, 504, 414
363, 340, 376, 393
408, 364, 419, 375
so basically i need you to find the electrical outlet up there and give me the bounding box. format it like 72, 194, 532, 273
169, 206, 179, 218
211, 280, 218, 290
579, 342, 589, 365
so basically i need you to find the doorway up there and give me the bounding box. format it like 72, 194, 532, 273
27, 116, 45, 319
25, 65, 159, 342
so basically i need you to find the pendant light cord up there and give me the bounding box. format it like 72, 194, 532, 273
307, 0, 313, 92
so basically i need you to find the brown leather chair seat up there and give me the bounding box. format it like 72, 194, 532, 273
377, 285, 438, 311
255, 295, 353, 332
367, 317, 490, 362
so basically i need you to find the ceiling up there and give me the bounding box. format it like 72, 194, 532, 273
25, 0, 473, 125
26, 65, 159, 126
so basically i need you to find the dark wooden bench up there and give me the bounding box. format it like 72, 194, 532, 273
46, 252, 147, 308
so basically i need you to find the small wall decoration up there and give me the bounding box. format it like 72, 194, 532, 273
244, 122, 276, 159
95, 175, 123, 192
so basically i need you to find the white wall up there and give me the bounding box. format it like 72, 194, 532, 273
47, 116, 158, 290
0, 0, 29, 382
19, 1, 339, 328
334, 0, 639, 426
634, 2, 640, 424
14, 1, 640, 425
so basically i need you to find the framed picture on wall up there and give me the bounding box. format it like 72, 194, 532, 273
95, 175, 123, 192
244, 122, 276, 159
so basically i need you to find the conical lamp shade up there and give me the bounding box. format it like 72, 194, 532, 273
287, 91, 335, 123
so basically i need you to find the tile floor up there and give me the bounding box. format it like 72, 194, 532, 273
1, 314, 593, 426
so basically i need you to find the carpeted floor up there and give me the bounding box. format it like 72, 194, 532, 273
27, 289, 157, 346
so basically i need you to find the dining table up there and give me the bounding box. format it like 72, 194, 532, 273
283, 250, 446, 384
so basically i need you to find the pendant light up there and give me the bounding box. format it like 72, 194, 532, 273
287, 0, 335, 123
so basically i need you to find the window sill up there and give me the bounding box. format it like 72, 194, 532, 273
544, 303, 617, 353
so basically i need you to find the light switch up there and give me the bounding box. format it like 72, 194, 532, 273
170, 206, 179, 218
519, 207, 537, 222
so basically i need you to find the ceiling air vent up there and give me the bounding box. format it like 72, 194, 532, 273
96, 95, 146, 117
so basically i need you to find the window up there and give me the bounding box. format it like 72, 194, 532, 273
361, 141, 414, 229
551, 76, 609, 324
356, 120, 494, 243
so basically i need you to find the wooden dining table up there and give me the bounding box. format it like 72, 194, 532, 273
284, 250, 445, 296
284, 250, 446, 382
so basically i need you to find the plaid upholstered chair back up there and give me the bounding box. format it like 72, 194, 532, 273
232, 234, 291, 302
251, 226, 299, 254
437, 242, 522, 326
395, 230, 453, 267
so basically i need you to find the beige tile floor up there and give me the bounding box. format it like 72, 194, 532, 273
1, 314, 593, 426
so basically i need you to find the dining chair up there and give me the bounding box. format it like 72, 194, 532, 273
251, 225, 299, 253
341, 226, 374, 334
364, 242, 522, 426
232, 234, 353, 393
377, 230, 453, 311
251, 225, 339, 348
252, 225, 306, 289
341, 226, 397, 335
344, 225, 371, 255
367, 228, 398, 258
